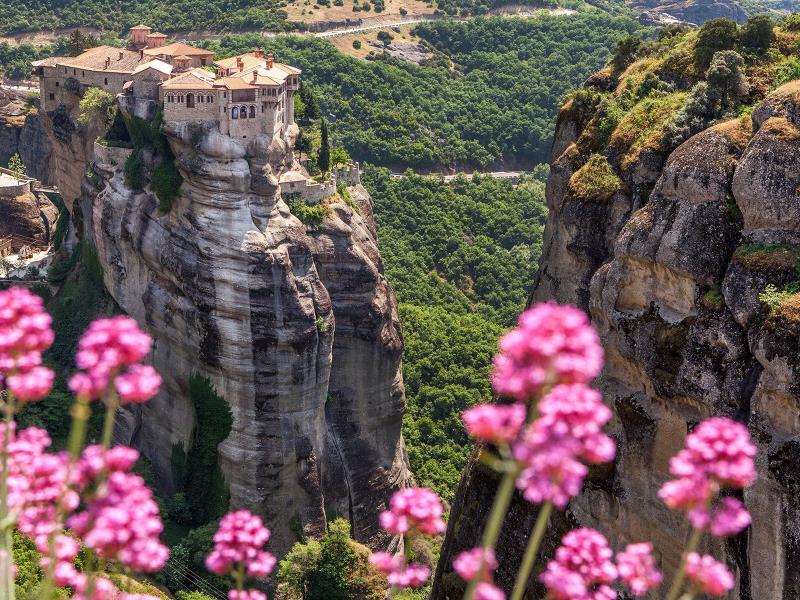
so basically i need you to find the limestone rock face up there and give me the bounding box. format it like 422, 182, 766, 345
51, 100, 409, 555
0, 89, 53, 182
434, 82, 800, 599
0, 189, 59, 250
629, 0, 747, 24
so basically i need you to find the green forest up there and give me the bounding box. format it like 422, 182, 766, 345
363, 167, 548, 499
200, 13, 641, 169
0, 0, 295, 36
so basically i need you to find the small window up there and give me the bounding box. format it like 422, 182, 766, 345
249, 105, 256, 118
207, 94, 213, 103
231, 106, 239, 119
55, 81, 59, 87
240, 105, 248, 119
49, 93, 55, 100
82, 71, 85, 77
104, 78, 108, 85
198, 95, 203, 103
73, 69, 76, 75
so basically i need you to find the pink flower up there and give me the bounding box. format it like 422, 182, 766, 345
0, 287, 55, 367
462, 404, 526, 445
492, 303, 603, 401
532, 384, 615, 463
475, 582, 506, 600
205, 510, 275, 579
67, 469, 168, 572
70, 316, 155, 400
387, 563, 431, 588
541, 528, 617, 600
379, 487, 445, 536
709, 497, 751, 537
658, 477, 713, 515
6, 366, 54, 401
114, 365, 162, 404
72, 574, 118, 600
512, 384, 615, 508
669, 418, 756, 489
685, 553, 734, 597
616, 543, 662, 596
228, 591, 267, 600
514, 444, 587, 508
453, 547, 497, 582
371, 552, 431, 589
370, 551, 402, 574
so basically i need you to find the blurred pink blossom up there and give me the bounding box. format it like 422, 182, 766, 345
685, 553, 734, 597
616, 542, 662, 596
379, 487, 445, 536
541, 528, 617, 600
205, 510, 276, 579
462, 403, 526, 445
492, 303, 603, 401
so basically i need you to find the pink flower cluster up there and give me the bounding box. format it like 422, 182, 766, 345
659, 417, 755, 536
6, 426, 74, 548
541, 528, 618, 600
370, 552, 431, 588
68, 316, 161, 403
453, 547, 505, 599
0, 287, 55, 401
513, 384, 615, 508
379, 487, 446, 536
685, 553, 734, 597
492, 303, 603, 402
206, 510, 277, 578
372, 488, 446, 592
616, 543, 662, 597
67, 445, 168, 573
541, 530, 663, 600
462, 403, 526, 445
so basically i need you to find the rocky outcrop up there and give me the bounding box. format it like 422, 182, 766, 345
0, 189, 59, 251
628, 0, 748, 24
433, 83, 800, 599
46, 95, 409, 555
0, 89, 52, 183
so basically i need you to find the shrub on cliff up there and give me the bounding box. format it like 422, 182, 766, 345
277, 519, 385, 600
568, 154, 622, 202
694, 18, 739, 70
741, 14, 775, 52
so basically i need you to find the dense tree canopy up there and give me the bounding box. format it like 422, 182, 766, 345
202, 13, 640, 170
364, 167, 548, 499
0, 0, 295, 35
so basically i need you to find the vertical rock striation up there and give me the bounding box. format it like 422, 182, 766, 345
41, 96, 409, 555
434, 82, 800, 599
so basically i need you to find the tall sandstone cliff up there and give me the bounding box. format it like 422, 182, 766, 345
38, 95, 409, 555
433, 80, 800, 599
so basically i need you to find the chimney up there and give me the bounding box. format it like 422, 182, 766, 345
266, 53, 274, 68
252, 71, 258, 84
105, 57, 111, 68
140, 49, 144, 59
253, 48, 264, 59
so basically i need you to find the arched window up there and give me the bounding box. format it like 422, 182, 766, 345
198, 95, 203, 103
249, 105, 256, 118
240, 105, 248, 119
167, 95, 173, 103
207, 94, 213, 103
231, 106, 239, 119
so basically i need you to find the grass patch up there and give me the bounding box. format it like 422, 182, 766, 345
568, 154, 622, 202
759, 283, 800, 317
702, 286, 725, 311
287, 196, 329, 226
734, 243, 800, 272
609, 91, 688, 171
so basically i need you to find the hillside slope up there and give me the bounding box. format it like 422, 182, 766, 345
433, 18, 800, 599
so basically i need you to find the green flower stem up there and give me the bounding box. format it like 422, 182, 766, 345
67, 395, 92, 460
509, 501, 553, 600
0, 392, 15, 600
101, 390, 120, 450
664, 527, 704, 600
463, 462, 520, 600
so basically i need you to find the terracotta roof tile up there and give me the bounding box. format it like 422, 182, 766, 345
143, 42, 213, 57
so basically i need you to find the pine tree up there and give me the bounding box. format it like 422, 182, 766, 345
318, 118, 331, 173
